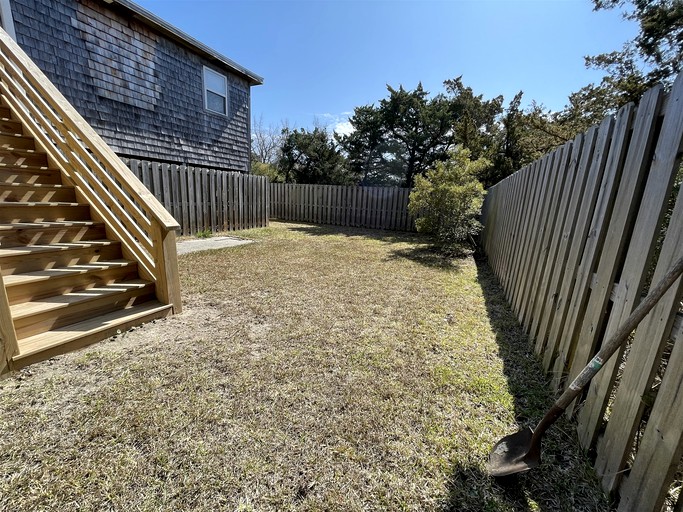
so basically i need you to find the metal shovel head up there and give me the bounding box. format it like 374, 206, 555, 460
488, 427, 540, 477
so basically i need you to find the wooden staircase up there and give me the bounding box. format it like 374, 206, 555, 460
0, 102, 173, 369
0, 28, 181, 376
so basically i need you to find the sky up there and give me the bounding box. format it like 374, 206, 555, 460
133, 0, 640, 135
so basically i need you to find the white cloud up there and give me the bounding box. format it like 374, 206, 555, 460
315, 112, 355, 138
333, 120, 354, 137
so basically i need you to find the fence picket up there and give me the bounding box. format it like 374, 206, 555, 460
266, 183, 415, 231
552, 104, 633, 397
123, 160, 269, 234
519, 147, 564, 328
529, 136, 583, 348
480, 76, 683, 512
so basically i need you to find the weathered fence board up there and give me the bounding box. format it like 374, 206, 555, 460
125, 159, 269, 235
526, 142, 574, 339
536, 127, 597, 365
518, 148, 562, 327
480, 72, 683, 512
269, 183, 415, 231
551, 105, 632, 395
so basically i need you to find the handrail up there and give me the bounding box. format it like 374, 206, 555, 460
0, 27, 181, 313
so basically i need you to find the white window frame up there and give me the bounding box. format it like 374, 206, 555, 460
0, 0, 17, 40
203, 66, 228, 116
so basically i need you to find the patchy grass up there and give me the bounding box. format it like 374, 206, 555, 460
195, 228, 213, 239
0, 222, 610, 511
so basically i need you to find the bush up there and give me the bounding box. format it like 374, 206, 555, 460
251, 161, 283, 183
408, 149, 487, 255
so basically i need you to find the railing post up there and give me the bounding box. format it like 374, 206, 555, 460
150, 222, 182, 314
0, 271, 18, 376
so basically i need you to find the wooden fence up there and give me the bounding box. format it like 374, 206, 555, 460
270, 183, 415, 231
480, 74, 683, 512
124, 159, 269, 236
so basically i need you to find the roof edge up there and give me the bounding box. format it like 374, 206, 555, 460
105, 0, 263, 86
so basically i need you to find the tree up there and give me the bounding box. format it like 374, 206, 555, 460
591, 0, 682, 86
251, 161, 283, 183
489, 91, 529, 187
571, 0, 683, 122
251, 115, 283, 165
334, 105, 405, 186
443, 77, 503, 163
339, 80, 509, 188
278, 127, 356, 185
379, 84, 457, 187
338, 83, 457, 188
408, 148, 487, 255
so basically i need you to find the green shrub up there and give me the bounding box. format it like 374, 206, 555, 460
251, 161, 283, 183
409, 148, 486, 255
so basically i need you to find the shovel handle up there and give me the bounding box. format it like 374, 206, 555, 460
535, 255, 683, 438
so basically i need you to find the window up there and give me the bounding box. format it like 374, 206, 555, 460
203, 67, 228, 115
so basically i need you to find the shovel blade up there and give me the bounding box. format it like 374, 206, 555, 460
488, 427, 540, 477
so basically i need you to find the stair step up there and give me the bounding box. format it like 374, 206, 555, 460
0, 133, 36, 150
0, 148, 49, 168
12, 301, 173, 368
0, 239, 122, 276
11, 279, 157, 339
0, 118, 23, 135
0, 183, 76, 203
0, 221, 106, 247
0, 202, 90, 223
0, 80, 176, 373
0, 166, 62, 185
4, 259, 138, 305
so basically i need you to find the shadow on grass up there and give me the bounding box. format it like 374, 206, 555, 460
286, 221, 424, 245
439, 260, 612, 512
386, 245, 466, 271
285, 222, 468, 271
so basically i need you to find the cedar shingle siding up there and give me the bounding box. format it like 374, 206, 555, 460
10, 0, 252, 171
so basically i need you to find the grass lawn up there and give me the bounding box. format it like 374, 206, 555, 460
0, 222, 609, 511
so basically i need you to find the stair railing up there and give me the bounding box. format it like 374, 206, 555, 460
0, 28, 182, 324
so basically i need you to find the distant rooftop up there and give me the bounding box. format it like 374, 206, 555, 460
106, 0, 263, 86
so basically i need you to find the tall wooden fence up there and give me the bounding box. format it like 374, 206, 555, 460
124, 159, 269, 236
480, 74, 683, 511
270, 183, 415, 231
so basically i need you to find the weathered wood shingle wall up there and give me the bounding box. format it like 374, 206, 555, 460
10, 0, 251, 171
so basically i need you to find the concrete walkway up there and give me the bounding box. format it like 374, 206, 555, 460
176, 236, 253, 255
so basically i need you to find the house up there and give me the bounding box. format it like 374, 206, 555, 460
0, 0, 263, 173
0, 0, 271, 374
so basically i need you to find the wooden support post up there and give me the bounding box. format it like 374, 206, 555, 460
0, 271, 18, 376
150, 222, 182, 314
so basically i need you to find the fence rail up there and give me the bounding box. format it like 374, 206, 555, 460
124, 160, 269, 236
270, 183, 415, 231
480, 74, 683, 512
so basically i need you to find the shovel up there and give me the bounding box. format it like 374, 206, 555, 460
488, 255, 683, 477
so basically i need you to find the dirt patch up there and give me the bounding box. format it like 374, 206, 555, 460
176, 235, 252, 255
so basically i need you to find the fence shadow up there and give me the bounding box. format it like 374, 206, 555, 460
285, 221, 425, 245
284, 221, 466, 271
440, 259, 612, 511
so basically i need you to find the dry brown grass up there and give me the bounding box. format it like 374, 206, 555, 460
0, 222, 610, 511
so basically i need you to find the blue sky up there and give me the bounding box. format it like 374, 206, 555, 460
134, 0, 639, 134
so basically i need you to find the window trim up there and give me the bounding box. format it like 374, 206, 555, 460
203, 66, 228, 116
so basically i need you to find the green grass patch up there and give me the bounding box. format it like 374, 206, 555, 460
0, 222, 610, 511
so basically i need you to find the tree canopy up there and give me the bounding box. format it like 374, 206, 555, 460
337, 78, 519, 189
252, 0, 683, 189
278, 127, 357, 185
